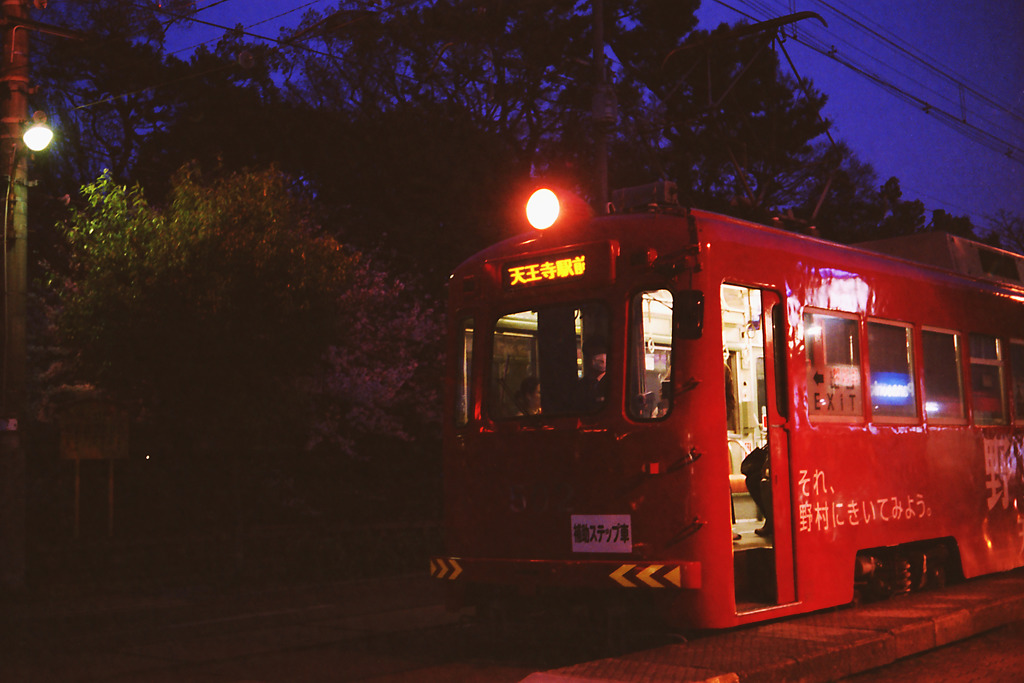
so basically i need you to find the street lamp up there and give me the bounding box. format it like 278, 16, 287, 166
22, 110, 52, 152
1, 0, 79, 595
1, 6, 57, 593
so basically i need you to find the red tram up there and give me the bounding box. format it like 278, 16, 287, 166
431, 182, 1024, 629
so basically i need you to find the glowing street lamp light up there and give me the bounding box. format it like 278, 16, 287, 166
22, 110, 52, 152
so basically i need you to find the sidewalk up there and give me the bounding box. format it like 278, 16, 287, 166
523, 568, 1024, 683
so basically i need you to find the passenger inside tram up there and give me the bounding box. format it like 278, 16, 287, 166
514, 376, 542, 416
725, 346, 737, 427
575, 336, 608, 411
741, 445, 773, 537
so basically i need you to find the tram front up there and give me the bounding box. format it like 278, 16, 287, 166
433, 186, 731, 625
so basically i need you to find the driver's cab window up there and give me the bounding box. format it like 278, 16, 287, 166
490, 302, 609, 418
455, 317, 474, 426
628, 289, 673, 419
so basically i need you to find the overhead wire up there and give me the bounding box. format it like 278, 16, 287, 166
49, 1, 1024, 155
60, 0, 348, 113
805, 0, 1023, 153
710, 0, 1023, 163
146, 0, 330, 53
156, 0, 233, 39
48, 1, 1023, 223
31, 2, 327, 106
819, 0, 1023, 126
706, 0, 1023, 225
158, 0, 336, 58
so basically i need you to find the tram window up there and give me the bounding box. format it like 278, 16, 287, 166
1011, 341, 1024, 424
489, 302, 609, 418
628, 289, 673, 420
921, 329, 966, 422
455, 318, 474, 426
804, 311, 863, 419
969, 333, 1007, 425
867, 321, 918, 420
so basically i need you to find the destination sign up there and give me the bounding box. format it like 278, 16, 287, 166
503, 251, 587, 289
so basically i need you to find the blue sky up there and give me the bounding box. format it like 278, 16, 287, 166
172, 0, 1024, 232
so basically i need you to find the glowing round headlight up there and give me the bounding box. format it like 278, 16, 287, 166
526, 188, 560, 230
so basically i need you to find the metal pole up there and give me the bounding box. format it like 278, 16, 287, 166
592, 0, 608, 213
108, 460, 114, 537
0, 0, 30, 591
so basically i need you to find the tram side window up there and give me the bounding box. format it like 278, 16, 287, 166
867, 321, 918, 420
1011, 341, 1024, 424
489, 302, 609, 418
804, 311, 863, 419
628, 289, 673, 420
921, 329, 966, 422
455, 318, 474, 426
969, 333, 1007, 425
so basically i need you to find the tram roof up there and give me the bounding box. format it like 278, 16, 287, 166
453, 203, 1024, 297
856, 232, 1024, 288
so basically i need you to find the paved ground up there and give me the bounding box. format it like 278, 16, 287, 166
4, 567, 1024, 682
523, 568, 1024, 683
2, 574, 458, 681
839, 618, 1024, 683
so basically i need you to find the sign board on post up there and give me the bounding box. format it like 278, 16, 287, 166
57, 399, 129, 537
58, 399, 129, 461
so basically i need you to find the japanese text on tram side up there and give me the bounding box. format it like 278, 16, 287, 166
984, 434, 1022, 512
506, 255, 586, 287
982, 435, 1024, 554
796, 468, 932, 534
797, 434, 1023, 538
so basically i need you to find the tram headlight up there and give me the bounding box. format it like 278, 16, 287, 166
526, 188, 560, 230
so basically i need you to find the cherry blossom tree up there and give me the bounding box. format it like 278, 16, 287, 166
43, 165, 441, 499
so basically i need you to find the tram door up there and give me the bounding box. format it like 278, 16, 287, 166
722, 285, 795, 610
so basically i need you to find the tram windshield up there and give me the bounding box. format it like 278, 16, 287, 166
490, 302, 609, 418
627, 289, 674, 420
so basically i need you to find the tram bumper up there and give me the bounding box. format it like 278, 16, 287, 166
429, 556, 702, 590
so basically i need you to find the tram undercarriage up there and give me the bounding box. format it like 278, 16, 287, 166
854, 540, 960, 602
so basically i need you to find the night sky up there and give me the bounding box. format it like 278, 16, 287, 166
696, 0, 1024, 233
172, 0, 1024, 233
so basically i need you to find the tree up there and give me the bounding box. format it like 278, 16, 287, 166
984, 210, 1024, 254
792, 142, 887, 242
41, 165, 442, 547
30, 0, 200, 187
274, 2, 593, 275
280, 1, 593, 171
31, 1, 897, 268
130, 36, 307, 200
45, 166, 440, 459
926, 209, 977, 240
32, 2, 532, 285
875, 177, 926, 238
611, 17, 833, 223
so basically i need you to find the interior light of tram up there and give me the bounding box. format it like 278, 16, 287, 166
526, 188, 560, 230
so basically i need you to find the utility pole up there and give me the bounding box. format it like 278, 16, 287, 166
0, 0, 31, 592
591, 0, 616, 214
